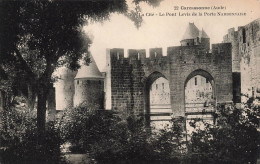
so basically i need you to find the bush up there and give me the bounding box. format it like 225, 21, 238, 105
58, 103, 131, 160
186, 99, 260, 164
58, 104, 187, 163
57, 103, 104, 153
0, 97, 65, 164
151, 117, 187, 163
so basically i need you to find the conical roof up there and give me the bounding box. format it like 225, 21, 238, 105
75, 54, 103, 80
199, 28, 209, 38
182, 22, 200, 40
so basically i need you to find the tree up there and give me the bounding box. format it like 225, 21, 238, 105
0, 0, 163, 145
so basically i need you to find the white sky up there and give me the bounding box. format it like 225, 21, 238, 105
84, 0, 260, 71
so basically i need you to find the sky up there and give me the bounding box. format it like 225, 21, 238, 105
84, 0, 260, 71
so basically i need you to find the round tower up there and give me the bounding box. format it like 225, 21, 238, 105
73, 54, 104, 108
54, 67, 77, 110
180, 22, 210, 51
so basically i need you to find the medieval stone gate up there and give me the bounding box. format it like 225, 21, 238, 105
105, 43, 233, 125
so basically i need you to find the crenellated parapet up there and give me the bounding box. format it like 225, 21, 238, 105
109, 48, 168, 63
108, 48, 170, 77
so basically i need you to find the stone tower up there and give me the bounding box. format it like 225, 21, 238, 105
223, 18, 260, 102
73, 54, 104, 108
54, 67, 77, 110
180, 22, 210, 51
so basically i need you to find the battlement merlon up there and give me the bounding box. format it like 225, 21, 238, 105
149, 48, 163, 59
128, 49, 146, 60
106, 48, 124, 61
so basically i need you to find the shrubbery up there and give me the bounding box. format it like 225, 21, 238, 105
186, 99, 260, 164
0, 97, 65, 164
59, 99, 260, 164
1, 97, 259, 164
58, 103, 188, 163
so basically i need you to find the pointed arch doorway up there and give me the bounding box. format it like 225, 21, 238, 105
145, 71, 172, 129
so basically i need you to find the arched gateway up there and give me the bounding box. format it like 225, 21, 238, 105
184, 69, 215, 114
145, 72, 171, 128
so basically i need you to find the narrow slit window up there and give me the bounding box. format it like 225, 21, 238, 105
242, 28, 246, 43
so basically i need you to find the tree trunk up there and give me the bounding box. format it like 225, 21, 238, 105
27, 84, 36, 111
47, 86, 56, 122
37, 84, 48, 144
36, 55, 56, 145
0, 90, 4, 130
